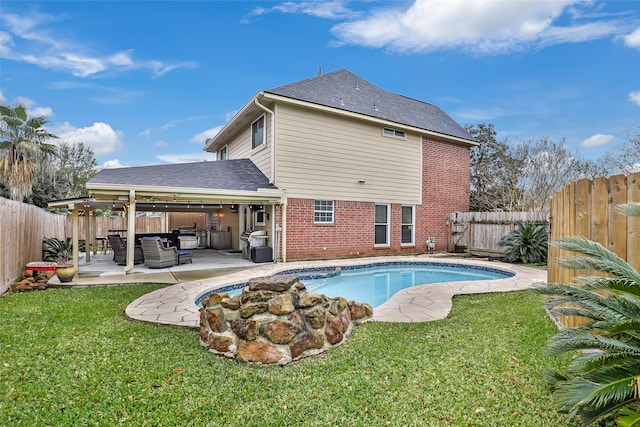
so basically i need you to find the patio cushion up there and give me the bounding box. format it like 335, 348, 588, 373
177, 250, 193, 264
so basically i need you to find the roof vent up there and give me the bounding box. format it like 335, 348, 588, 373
339, 97, 344, 106
373, 102, 379, 111
354, 83, 359, 90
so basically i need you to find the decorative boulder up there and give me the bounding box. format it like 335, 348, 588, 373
199, 274, 373, 365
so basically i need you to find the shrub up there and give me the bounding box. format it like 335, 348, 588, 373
535, 203, 640, 425
42, 236, 72, 264
498, 222, 548, 264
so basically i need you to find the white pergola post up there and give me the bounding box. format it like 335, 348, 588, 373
72, 206, 80, 279
125, 190, 137, 274
84, 207, 91, 262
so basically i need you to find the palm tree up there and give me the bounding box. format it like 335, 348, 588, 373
0, 103, 58, 201
536, 203, 640, 426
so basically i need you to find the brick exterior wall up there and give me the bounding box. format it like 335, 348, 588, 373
281, 137, 470, 261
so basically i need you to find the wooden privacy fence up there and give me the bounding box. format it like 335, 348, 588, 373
447, 211, 549, 257
63, 212, 207, 239
548, 173, 640, 327
1, 197, 67, 295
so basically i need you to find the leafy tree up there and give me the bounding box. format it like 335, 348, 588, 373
0, 103, 58, 201
601, 126, 640, 174
511, 138, 597, 212
498, 222, 548, 264
56, 142, 98, 198
467, 126, 615, 212
466, 123, 522, 211
536, 203, 640, 425
25, 142, 98, 208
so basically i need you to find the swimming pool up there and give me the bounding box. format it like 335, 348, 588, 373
196, 261, 513, 308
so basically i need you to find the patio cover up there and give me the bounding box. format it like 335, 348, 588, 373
48, 159, 286, 276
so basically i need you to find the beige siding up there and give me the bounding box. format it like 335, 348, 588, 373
226, 115, 272, 180
274, 104, 422, 204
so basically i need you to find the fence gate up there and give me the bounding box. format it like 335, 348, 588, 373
447, 211, 549, 257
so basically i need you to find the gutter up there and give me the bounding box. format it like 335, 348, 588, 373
204, 91, 262, 152
254, 92, 276, 184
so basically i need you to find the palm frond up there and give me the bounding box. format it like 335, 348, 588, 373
616, 203, 640, 218
553, 366, 640, 424
616, 406, 640, 427
576, 277, 640, 297
553, 236, 640, 282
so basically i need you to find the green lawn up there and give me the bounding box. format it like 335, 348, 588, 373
0, 285, 574, 426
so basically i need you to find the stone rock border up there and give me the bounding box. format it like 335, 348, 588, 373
199, 274, 373, 365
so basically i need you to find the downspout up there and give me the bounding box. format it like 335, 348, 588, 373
254, 93, 275, 184
125, 190, 136, 274
281, 197, 287, 262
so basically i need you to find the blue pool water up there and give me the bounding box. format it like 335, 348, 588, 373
196, 262, 513, 308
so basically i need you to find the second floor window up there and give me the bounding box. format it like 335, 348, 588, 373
252, 115, 265, 149
218, 145, 228, 160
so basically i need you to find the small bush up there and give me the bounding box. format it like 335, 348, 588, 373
498, 222, 548, 264
42, 236, 72, 264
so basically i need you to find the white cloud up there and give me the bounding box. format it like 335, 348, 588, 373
30, 106, 53, 117
9, 96, 54, 117
156, 152, 217, 164
630, 90, 640, 106
624, 27, 640, 49
0, 11, 197, 77
581, 133, 615, 148
154, 140, 169, 147
0, 90, 5, 103
53, 122, 123, 156
190, 125, 223, 144
250, 1, 354, 20
101, 158, 127, 169
326, 0, 627, 54
139, 129, 151, 137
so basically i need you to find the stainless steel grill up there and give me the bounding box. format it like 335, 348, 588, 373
240, 230, 267, 259
177, 224, 198, 250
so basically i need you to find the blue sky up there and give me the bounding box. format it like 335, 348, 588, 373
1, 0, 639, 168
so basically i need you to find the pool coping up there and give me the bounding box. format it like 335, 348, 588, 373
125, 255, 547, 327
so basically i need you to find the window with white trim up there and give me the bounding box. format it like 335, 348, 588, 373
383, 127, 406, 139
218, 145, 228, 161
314, 200, 334, 223
374, 204, 390, 246
251, 115, 265, 149
401, 205, 415, 245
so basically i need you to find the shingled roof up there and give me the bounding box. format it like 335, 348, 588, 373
88, 159, 276, 191
266, 69, 474, 142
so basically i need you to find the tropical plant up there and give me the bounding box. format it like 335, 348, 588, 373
42, 236, 72, 265
498, 221, 549, 264
0, 103, 58, 201
536, 203, 640, 426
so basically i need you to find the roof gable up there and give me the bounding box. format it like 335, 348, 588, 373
266, 68, 474, 142
88, 159, 276, 191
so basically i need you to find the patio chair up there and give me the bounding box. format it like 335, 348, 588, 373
140, 236, 178, 268
107, 234, 144, 265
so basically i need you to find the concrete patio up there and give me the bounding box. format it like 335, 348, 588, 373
47, 248, 261, 287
